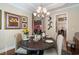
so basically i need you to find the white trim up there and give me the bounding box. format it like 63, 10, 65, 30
66, 12, 69, 41
54, 12, 68, 41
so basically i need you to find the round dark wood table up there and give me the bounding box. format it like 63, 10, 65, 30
21, 38, 56, 55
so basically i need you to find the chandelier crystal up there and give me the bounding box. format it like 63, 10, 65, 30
33, 6, 50, 18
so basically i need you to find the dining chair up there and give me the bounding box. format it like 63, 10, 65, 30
33, 34, 41, 42
37, 34, 41, 40
57, 34, 64, 55
42, 32, 46, 38
15, 33, 27, 55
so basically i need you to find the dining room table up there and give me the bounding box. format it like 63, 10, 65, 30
21, 37, 56, 55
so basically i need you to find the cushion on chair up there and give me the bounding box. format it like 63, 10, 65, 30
15, 47, 27, 54
37, 35, 41, 40
42, 32, 45, 37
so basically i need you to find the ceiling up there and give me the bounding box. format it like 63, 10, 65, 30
9, 3, 78, 14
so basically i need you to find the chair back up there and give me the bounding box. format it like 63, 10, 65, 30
57, 34, 64, 55
42, 32, 45, 38
16, 33, 23, 49
37, 34, 41, 40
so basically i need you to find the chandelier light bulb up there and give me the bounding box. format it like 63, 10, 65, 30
47, 12, 50, 15
38, 6, 42, 10
33, 13, 37, 16
42, 14, 44, 17
36, 9, 40, 13
37, 14, 40, 17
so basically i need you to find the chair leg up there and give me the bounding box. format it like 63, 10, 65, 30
15, 53, 17, 55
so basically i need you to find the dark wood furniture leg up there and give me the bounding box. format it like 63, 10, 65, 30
38, 50, 44, 55
27, 50, 38, 55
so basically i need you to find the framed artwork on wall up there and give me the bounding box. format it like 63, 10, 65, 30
5, 12, 21, 29
0, 10, 2, 29
22, 22, 28, 28
21, 16, 28, 28
48, 16, 52, 30
21, 16, 28, 23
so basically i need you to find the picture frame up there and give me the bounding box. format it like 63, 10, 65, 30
21, 16, 28, 23
21, 16, 28, 28
22, 22, 28, 28
5, 12, 21, 29
0, 10, 2, 29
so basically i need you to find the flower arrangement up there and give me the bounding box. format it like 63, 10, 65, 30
23, 27, 29, 35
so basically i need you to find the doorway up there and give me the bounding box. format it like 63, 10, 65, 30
56, 13, 68, 50
56, 13, 68, 39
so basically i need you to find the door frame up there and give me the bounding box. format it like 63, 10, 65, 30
55, 12, 68, 41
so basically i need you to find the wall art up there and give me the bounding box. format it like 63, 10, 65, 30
5, 12, 21, 29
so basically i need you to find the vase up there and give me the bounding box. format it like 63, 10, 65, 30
33, 34, 41, 42
23, 34, 28, 40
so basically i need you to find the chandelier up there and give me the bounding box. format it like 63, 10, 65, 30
33, 6, 50, 18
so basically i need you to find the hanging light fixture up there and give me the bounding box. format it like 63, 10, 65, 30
33, 5, 50, 18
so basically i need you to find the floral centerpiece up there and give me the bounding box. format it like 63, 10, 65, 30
23, 27, 29, 39
23, 27, 29, 34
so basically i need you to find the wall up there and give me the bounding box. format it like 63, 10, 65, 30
45, 17, 56, 39
48, 4, 79, 41
0, 3, 32, 53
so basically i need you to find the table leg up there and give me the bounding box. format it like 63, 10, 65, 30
38, 50, 44, 55
27, 50, 38, 55
27, 50, 31, 55
27, 50, 44, 55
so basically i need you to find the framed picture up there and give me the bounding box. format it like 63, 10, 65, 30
22, 23, 28, 28
21, 16, 28, 23
21, 16, 28, 28
0, 10, 2, 29
5, 12, 21, 29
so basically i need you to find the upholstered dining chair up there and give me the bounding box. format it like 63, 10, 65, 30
15, 33, 27, 55
57, 34, 64, 55
42, 32, 46, 38
37, 34, 41, 40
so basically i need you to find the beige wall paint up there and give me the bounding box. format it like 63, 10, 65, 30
45, 17, 56, 39
0, 3, 32, 53
45, 16, 58, 40
49, 4, 79, 41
